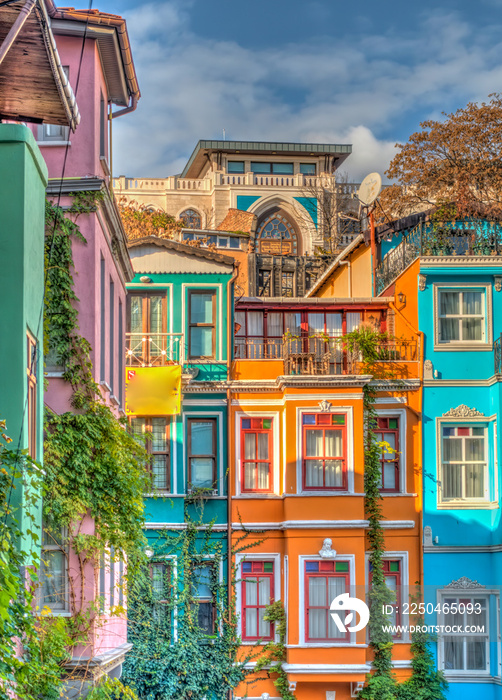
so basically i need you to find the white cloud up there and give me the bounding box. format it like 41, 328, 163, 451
109, 2, 502, 182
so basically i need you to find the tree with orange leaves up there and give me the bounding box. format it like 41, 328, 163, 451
118, 197, 184, 241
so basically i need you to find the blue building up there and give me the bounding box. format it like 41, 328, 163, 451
376, 213, 502, 697
124, 236, 237, 640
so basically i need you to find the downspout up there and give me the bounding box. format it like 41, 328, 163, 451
110, 93, 139, 120
389, 299, 425, 591
226, 263, 239, 614
338, 259, 351, 297
0, 0, 37, 67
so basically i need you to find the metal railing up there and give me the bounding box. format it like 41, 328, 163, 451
126, 333, 184, 366
234, 338, 283, 360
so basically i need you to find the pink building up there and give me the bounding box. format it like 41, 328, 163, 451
30, 1, 140, 686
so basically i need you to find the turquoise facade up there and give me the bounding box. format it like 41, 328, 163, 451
0, 125, 47, 553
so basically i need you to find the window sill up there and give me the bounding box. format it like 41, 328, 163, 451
443, 672, 492, 682
434, 343, 492, 352
36, 610, 71, 617
437, 501, 499, 510
294, 642, 359, 648
36, 141, 71, 147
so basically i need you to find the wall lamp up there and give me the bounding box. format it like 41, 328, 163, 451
397, 291, 406, 306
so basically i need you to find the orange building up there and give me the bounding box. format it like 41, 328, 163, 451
229, 278, 422, 699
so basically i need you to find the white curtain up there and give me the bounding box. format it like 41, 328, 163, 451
440, 291, 459, 315
463, 291, 482, 315
327, 577, 346, 638
258, 577, 271, 636
326, 313, 343, 336
346, 312, 361, 332
308, 577, 327, 638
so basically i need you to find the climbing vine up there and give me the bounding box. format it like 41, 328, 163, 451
255, 601, 296, 700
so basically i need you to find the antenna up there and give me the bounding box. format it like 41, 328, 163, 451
357, 172, 382, 207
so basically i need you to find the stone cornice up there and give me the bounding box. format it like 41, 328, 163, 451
421, 255, 502, 267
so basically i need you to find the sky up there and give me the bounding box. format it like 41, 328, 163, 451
93, 0, 502, 182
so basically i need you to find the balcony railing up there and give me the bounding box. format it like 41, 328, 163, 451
126, 333, 184, 366
236, 335, 419, 375
376, 220, 502, 295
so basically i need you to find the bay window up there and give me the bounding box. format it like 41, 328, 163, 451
305, 560, 350, 642
241, 561, 274, 641
302, 413, 347, 491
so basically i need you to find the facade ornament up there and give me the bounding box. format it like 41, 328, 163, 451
423, 526, 433, 547
444, 576, 485, 590
327, 692, 336, 700
288, 682, 297, 692
418, 274, 427, 291
442, 404, 484, 418
319, 537, 336, 559
494, 275, 502, 292
423, 360, 433, 380
319, 399, 332, 412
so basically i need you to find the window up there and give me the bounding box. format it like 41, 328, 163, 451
192, 564, 216, 634
118, 300, 124, 408
281, 271, 294, 297
369, 559, 402, 637
437, 289, 486, 344
132, 417, 170, 491
440, 425, 488, 503
302, 413, 347, 491
375, 417, 400, 492
37, 123, 70, 143
188, 290, 216, 359
127, 292, 167, 366
100, 257, 106, 380
227, 161, 245, 173
182, 232, 241, 250
241, 418, 273, 492
256, 212, 298, 255
100, 93, 106, 157
439, 595, 489, 674
300, 163, 316, 175
241, 561, 274, 641
187, 418, 217, 490
258, 269, 271, 296
40, 522, 67, 612
251, 162, 294, 174
109, 279, 114, 393
305, 560, 350, 641
151, 561, 172, 623
180, 208, 202, 229
27, 334, 37, 459
234, 310, 301, 359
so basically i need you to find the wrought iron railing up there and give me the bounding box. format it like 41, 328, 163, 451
126, 333, 184, 366
495, 336, 502, 375
375, 220, 502, 294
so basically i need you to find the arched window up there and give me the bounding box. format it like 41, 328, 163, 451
180, 208, 202, 229
256, 210, 299, 256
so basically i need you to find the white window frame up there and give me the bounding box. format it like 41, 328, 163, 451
436, 415, 498, 509
183, 411, 224, 496
365, 551, 410, 642
235, 411, 280, 496
296, 406, 354, 495
375, 408, 407, 494
150, 554, 178, 641
436, 588, 498, 679
40, 525, 69, 615
181, 283, 223, 363
235, 552, 281, 645
433, 283, 492, 351
298, 553, 356, 647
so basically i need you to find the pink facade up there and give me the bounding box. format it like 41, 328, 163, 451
31, 3, 140, 679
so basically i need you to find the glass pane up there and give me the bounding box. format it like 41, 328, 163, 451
325, 430, 342, 457
267, 312, 283, 337
41, 550, 65, 608
462, 318, 482, 341
258, 608, 271, 636
272, 162, 294, 174
383, 433, 396, 454
465, 464, 484, 498
259, 576, 271, 604
309, 609, 326, 639
327, 577, 346, 638
228, 161, 245, 173
325, 460, 343, 487
244, 433, 256, 460
306, 460, 323, 487
190, 293, 213, 323
247, 312, 264, 336
442, 463, 462, 499
194, 565, 212, 597
462, 291, 482, 315
257, 433, 269, 460
444, 637, 463, 669
152, 564, 165, 596
130, 297, 142, 334
150, 296, 163, 333
443, 437, 462, 462
308, 313, 324, 334
191, 458, 213, 487
257, 463, 270, 490
245, 578, 258, 605
284, 313, 301, 335
300, 163, 316, 175
466, 437, 484, 461
152, 455, 168, 489
383, 461, 396, 489
151, 418, 167, 451
309, 576, 326, 606
246, 607, 257, 637
235, 312, 246, 336
244, 463, 256, 490
440, 292, 460, 315
191, 422, 214, 455
190, 327, 213, 357
326, 313, 343, 336
251, 162, 271, 173
346, 312, 361, 332
197, 601, 213, 634
306, 429, 323, 457
440, 318, 459, 341
466, 639, 486, 670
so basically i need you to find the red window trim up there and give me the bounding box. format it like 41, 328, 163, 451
241, 561, 275, 642
240, 418, 273, 493
369, 559, 402, 638
375, 417, 400, 493
304, 560, 350, 642
302, 413, 347, 491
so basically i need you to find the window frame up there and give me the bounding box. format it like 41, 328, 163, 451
131, 417, 171, 492
179, 208, 202, 229
375, 416, 400, 493
375, 409, 407, 495
437, 589, 493, 678
304, 559, 351, 643
188, 289, 217, 360
241, 560, 275, 642
301, 412, 348, 492
192, 562, 217, 636
27, 333, 37, 460
300, 162, 316, 175
187, 417, 217, 492
126, 291, 168, 366
433, 283, 492, 351
369, 559, 403, 639
240, 417, 274, 494
40, 523, 69, 614
227, 160, 245, 173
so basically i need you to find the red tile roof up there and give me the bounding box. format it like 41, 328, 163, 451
216, 209, 257, 234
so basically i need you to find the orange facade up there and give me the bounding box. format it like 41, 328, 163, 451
229, 293, 422, 699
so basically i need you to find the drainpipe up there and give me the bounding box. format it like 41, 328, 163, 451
338, 259, 351, 297
0, 0, 37, 67
110, 94, 139, 120
389, 300, 425, 591
226, 263, 239, 613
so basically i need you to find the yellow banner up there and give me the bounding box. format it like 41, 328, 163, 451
125, 366, 182, 416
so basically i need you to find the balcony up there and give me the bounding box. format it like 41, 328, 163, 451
126, 333, 184, 367
235, 335, 419, 376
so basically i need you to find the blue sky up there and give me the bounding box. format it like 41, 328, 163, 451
94, 0, 502, 182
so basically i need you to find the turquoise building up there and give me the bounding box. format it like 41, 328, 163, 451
125, 236, 237, 639
376, 214, 502, 698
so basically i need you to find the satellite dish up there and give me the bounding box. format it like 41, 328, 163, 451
357, 172, 382, 207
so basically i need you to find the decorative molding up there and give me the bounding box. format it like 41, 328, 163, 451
319, 537, 336, 558
494, 275, 502, 292
422, 255, 502, 266
423, 525, 433, 547
418, 274, 427, 291
442, 404, 484, 418
319, 399, 332, 412
444, 576, 485, 590
423, 360, 433, 380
